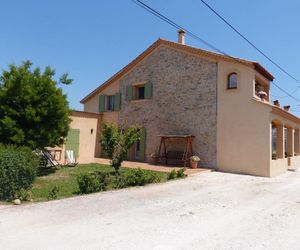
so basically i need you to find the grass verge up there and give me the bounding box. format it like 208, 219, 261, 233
30, 164, 169, 202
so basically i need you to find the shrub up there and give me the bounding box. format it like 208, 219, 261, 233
77, 173, 100, 194
47, 185, 60, 200
100, 123, 142, 172
176, 168, 186, 178
77, 171, 110, 194
114, 168, 160, 188
0, 145, 38, 200
15, 188, 32, 201
93, 171, 110, 191
168, 169, 177, 180
114, 175, 129, 189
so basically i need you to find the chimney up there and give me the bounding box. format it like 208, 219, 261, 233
178, 30, 186, 45
273, 100, 280, 107
284, 105, 290, 112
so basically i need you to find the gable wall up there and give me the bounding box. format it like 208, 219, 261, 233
84, 80, 119, 124
118, 45, 218, 167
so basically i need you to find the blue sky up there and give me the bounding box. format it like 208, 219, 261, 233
1, 0, 300, 113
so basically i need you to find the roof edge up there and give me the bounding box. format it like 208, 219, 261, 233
81, 38, 275, 104
80, 39, 163, 104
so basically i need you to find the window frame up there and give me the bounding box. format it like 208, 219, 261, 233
227, 72, 238, 90
134, 84, 146, 100
105, 95, 115, 111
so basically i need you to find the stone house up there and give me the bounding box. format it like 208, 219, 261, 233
67, 31, 300, 177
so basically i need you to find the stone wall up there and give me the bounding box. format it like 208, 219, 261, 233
119, 45, 217, 167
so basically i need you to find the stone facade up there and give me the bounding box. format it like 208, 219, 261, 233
119, 46, 217, 167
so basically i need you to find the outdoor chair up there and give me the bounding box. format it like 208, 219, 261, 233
65, 150, 78, 167
39, 150, 61, 168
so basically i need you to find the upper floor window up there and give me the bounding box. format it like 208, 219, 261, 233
227, 73, 238, 89
135, 84, 145, 100
99, 93, 121, 112
105, 95, 114, 111
126, 81, 153, 101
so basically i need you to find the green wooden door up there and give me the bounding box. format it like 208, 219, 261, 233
139, 128, 146, 161
65, 129, 80, 157
134, 128, 146, 161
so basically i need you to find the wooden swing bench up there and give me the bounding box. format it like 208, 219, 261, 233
157, 134, 195, 167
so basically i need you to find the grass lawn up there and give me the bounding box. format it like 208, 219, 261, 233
31, 164, 169, 202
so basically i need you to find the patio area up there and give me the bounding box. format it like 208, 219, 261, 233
88, 157, 212, 176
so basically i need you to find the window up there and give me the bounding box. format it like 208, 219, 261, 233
255, 80, 269, 101
135, 85, 145, 100
227, 73, 238, 89
106, 95, 114, 111
126, 82, 153, 101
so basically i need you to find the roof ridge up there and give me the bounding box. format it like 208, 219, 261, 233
81, 38, 274, 104
159, 38, 257, 64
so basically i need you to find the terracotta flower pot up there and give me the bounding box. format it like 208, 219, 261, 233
190, 161, 198, 169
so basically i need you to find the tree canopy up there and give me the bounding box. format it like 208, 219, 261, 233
100, 123, 141, 172
0, 61, 72, 149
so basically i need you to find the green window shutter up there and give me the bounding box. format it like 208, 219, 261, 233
126, 85, 133, 101
65, 129, 80, 157
114, 92, 121, 111
139, 128, 146, 161
145, 81, 153, 99
99, 95, 105, 112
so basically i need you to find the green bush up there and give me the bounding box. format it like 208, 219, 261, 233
16, 188, 32, 201
168, 169, 186, 180
77, 173, 100, 194
114, 168, 160, 188
47, 185, 60, 200
176, 168, 186, 178
77, 171, 110, 194
93, 171, 110, 191
0, 145, 38, 200
168, 169, 177, 180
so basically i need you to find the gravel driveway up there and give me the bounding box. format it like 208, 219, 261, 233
1, 170, 300, 250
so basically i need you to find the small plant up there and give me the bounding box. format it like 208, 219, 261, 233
15, 188, 32, 201
93, 171, 110, 191
176, 168, 186, 178
77, 173, 101, 194
114, 168, 160, 188
190, 156, 200, 162
47, 186, 60, 200
77, 171, 110, 194
100, 123, 142, 173
114, 175, 129, 189
168, 169, 177, 180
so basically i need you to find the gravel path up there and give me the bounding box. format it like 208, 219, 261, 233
1, 170, 300, 250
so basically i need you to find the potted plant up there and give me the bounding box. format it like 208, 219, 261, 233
190, 156, 200, 169
150, 152, 160, 165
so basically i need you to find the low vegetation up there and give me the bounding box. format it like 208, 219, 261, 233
167, 168, 187, 180
0, 144, 39, 200
29, 164, 169, 202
